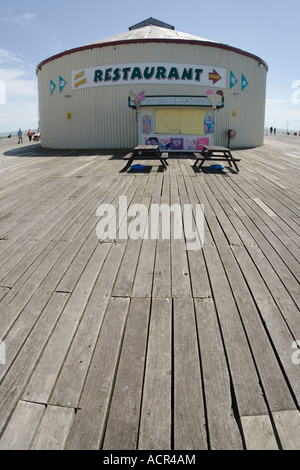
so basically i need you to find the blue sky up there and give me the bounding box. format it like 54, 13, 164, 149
0, 0, 299, 133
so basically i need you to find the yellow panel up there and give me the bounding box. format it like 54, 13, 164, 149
181, 109, 206, 135
155, 109, 181, 134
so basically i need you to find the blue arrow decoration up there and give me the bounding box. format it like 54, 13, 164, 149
59, 76, 67, 93
230, 71, 238, 88
241, 74, 248, 90
50, 79, 56, 95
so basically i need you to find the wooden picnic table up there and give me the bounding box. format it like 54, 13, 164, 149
193, 146, 240, 172
122, 145, 168, 171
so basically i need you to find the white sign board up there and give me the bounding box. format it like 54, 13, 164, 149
72, 63, 226, 90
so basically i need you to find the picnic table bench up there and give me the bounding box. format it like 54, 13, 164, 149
193, 146, 240, 172
122, 145, 168, 171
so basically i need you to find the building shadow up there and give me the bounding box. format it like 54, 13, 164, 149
3, 144, 111, 158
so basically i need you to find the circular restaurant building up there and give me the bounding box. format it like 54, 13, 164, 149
36, 17, 268, 151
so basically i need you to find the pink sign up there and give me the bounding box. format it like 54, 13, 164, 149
196, 137, 209, 150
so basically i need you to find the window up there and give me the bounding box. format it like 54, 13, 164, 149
155, 109, 206, 135
155, 109, 181, 133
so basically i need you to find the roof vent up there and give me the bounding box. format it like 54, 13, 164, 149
129, 17, 175, 31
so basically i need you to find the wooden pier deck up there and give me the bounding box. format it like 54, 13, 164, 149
0, 134, 299, 451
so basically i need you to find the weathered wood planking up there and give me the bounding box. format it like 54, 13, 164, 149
138, 298, 172, 450
103, 298, 151, 450
66, 297, 130, 450
0, 135, 299, 450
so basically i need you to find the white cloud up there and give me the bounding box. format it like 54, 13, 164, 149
266, 98, 289, 103
0, 66, 38, 100
0, 13, 37, 24
48, 31, 63, 53
0, 48, 38, 132
0, 100, 39, 133
0, 48, 23, 65
265, 99, 300, 131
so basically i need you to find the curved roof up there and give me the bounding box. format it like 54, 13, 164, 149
87, 25, 216, 46
37, 24, 268, 71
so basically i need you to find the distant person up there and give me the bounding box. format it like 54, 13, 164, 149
273, 127, 276, 135
27, 129, 33, 141
33, 128, 40, 142
270, 126, 273, 134
17, 128, 23, 144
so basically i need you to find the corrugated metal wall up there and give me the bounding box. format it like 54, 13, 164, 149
37, 42, 267, 149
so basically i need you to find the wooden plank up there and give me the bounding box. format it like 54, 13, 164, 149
27, 178, 116, 242
235, 159, 300, 214
241, 196, 300, 264
112, 180, 153, 297
66, 297, 130, 450
131, 239, 156, 298
138, 298, 172, 450
103, 298, 151, 450
201, 176, 244, 246
0, 136, 299, 450
49, 242, 126, 408
0, 240, 37, 285
22, 243, 110, 405
0, 289, 52, 382
203, 244, 268, 417
150, 176, 171, 298
152, 238, 171, 298
31, 405, 75, 450
0, 287, 10, 303
0, 175, 65, 222
233, 204, 300, 306
206, 174, 247, 218
1, 239, 70, 290
272, 410, 300, 450
170, 175, 192, 297
184, 175, 214, 245
232, 245, 300, 404
112, 241, 141, 297
3, 178, 75, 246
245, 244, 300, 339
252, 197, 278, 217
0, 292, 70, 436
195, 298, 243, 449
241, 415, 278, 450
0, 178, 81, 240
206, 214, 296, 412
0, 400, 45, 450
187, 248, 211, 299
173, 297, 207, 449
0, 239, 57, 315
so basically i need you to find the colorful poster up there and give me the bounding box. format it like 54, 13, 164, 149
142, 135, 210, 151
170, 137, 184, 150
204, 115, 214, 134
141, 114, 153, 135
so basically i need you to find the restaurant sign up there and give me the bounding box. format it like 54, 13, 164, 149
72, 63, 226, 90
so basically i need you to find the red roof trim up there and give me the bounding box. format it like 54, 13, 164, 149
36, 38, 268, 72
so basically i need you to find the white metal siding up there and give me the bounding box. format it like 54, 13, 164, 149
37, 42, 267, 149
